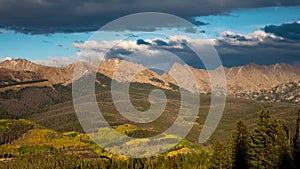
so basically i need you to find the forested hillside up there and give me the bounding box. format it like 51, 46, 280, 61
0, 109, 299, 168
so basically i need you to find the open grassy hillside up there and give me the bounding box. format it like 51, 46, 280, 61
27, 83, 299, 145
0, 119, 210, 169
0, 72, 299, 168
0, 72, 299, 145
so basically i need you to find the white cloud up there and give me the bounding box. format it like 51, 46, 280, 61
0, 29, 8, 34
0, 57, 12, 62
217, 30, 282, 46
72, 40, 151, 61
72, 35, 216, 62
34, 57, 72, 67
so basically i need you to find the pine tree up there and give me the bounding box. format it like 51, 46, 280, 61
278, 122, 294, 169
248, 110, 292, 168
209, 141, 229, 169
293, 108, 300, 169
248, 110, 273, 168
231, 120, 250, 169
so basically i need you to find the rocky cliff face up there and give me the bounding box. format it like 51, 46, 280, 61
0, 59, 73, 84
0, 58, 173, 90
162, 62, 300, 95
0, 68, 43, 87
240, 81, 300, 104
98, 58, 173, 90
1, 58, 299, 104
225, 63, 300, 95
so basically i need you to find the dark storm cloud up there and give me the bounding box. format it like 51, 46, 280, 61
106, 48, 135, 59
190, 20, 208, 27
264, 22, 300, 41
105, 38, 205, 68
215, 22, 300, 66
73, 21, 300, 68
136, 39, 151, 45
153, 39, 169, 46
0, 0, 299, 34
184, 27, 198, 33
193, 29, 300, 67
216, 41, 300, 66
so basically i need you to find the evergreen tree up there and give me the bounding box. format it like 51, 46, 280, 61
248, 110, 292, 169
293, 108, 300, 169
231, 120, 250, 169
248, 110, 273, 168
278, 123, 294, 169
209, 141, 229, 169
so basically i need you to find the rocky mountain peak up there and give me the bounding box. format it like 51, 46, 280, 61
0, 58, 41, 71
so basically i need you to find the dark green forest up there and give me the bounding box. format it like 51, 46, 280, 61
0, 109, 299, 169
210, 109, 300, 169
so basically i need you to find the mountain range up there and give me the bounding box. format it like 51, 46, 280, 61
0, 57, 299, 146
0, 58, 299, 104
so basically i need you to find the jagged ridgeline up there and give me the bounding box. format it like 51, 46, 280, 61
0, 58, 299, 104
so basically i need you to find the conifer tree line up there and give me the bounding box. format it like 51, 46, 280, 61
210, 109, 300, 169
1, 109, 299, 168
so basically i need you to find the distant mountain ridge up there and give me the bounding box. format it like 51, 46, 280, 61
0, 58, 299, 104
0, 68, 43, 87
163, 62, 300, 93
241, 80, 300, 104
98, 58, 173, 90
0, 58, 73, 85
